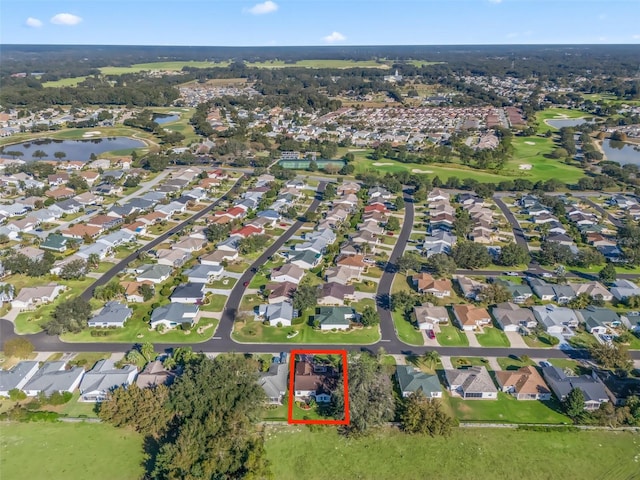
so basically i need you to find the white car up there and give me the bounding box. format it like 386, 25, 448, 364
505, 272, 520, 276
542, 273, 553, 278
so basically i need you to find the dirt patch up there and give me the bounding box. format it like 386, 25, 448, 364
372, 162, 394, 166
411, 168, 433, 174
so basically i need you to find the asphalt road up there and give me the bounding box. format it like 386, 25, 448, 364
576, 195, 623, 228
493, 195, 530, 250
79, 176, 244, 301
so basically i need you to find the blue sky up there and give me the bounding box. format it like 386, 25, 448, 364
1, 0, 639, 46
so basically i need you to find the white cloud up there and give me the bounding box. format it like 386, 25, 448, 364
488, 0, 502, 4
506, 32, 518, 39
25, 17, 43, 28
50, 13, 83, 26
246, 1, 278, 15
633, 34, 640, 40
323, 31, 346, 43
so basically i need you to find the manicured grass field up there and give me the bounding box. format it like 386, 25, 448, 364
391, 311, 424, 346
264, 426, 639, 480
535, 108, 588, 132
496, 356, 537, 371
0, 422, 144, 480
232, 321, 380, 344
200, 294, 228, 312
100, 60, 231, 75
436, 325, 469, 347
447, 392, 570, 424
42, 76, 88, 87
475, 326, 511, 347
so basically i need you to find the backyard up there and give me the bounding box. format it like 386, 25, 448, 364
264, 426, 639, 480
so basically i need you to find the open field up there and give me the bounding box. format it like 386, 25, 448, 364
0, 422, 144, 480
264, 426, 640, 480
42, 76, 89, 88
100, 60, 231, 75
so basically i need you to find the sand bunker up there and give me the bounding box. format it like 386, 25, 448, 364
411, 169, 433, 174
519, 164, 533, 170
372, 162, 394, 166
524, 141, 536, 145
82, 131, 102, 138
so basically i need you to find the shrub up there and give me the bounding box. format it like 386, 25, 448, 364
48, 391, 73, 405
276, 322, 283, 328
8, 389, 26, 401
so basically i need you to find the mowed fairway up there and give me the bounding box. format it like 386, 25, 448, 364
0, 422, 144, 480
265, 426, 640, 480
351, 145, 584, 184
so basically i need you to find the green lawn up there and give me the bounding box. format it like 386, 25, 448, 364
391, 310, 424, 346
535, 108, 588, 132
548, 358, 583, 374
568, 331, 599, 349
475, 327, 511, 347
42, 76, 88, 87
522, 332, 558, 348
264, 426, 639, 480
232, 321, 380, 344
496, 356, 537, 371
436, 325, 469, 347
450, 356, 489, 368
0, 422, 144, 480
200, 294, 227, 312
447, 392, 571, 424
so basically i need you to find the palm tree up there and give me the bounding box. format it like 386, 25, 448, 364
422, 351, 440, 370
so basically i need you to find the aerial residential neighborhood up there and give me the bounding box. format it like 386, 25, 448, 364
1, 24, 640, 480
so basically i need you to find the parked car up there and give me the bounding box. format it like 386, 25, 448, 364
243, 281, 249, 287
427, 330, 436, 340
505, 271, 520, 276
539, 361, 551, 368
542, 272, 554, 278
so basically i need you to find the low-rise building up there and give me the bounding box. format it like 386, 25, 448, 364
79, 360, 138, 402
396, 365, 442, 398
542, 366, 609, 411
495, 366, 552, 401
445, 366, 498, 399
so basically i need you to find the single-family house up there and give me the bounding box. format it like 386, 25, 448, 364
88, 301, 132, 328
576, 306, 620, 334
0, 361, 40, 396
135, 361, 176, 389
542, 366, 609, 410
289, 250, 321, 270
78, 360, 138, 402
259, 362, 288, 405
136, 264, 173, 284
293, 358, 338, 403
40, 234, 68, 253
257, 302, 295, 327
495, 366, 552, 401
531, 305, 580, 334
170, 282, 205, 304
172, 237, 207, 253
77, 242, 112, 260
121, 281, 154, 303
150, 303, 199, 330
271, 264, 305, 284
413, 304, 449, 330
317, 282, 356, 305
324, 265, 361, 285
22, 362, 85, 397
313, 306, 357, 331
568, 281, 613, 302
156, 248, 190, 268
455, 275, 486, 301
445, 366, 498, 399
396, 365, 442, 398
11, 283, 65, 310
491, 302, 537, 332
184, 264, 224, 284
199, 249, 239, 266
412, 273, 452, 298
610, 280, 640, 301
266, 281, 297, 304
452, 304, 492, 331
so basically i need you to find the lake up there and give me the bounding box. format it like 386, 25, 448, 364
153, 113, 180, 124
0, 137, 146, 161
546, 118, 592, 129
601, 140, 640, 165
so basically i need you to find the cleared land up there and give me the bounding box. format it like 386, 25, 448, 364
265, 426, 640, 480
0, 422, 144, 480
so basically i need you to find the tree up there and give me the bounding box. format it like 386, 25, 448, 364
386, 216, 400, 231
67, 174, 89, 192
394, 196, 405, 210
43, 297, 92, 335
204, 224, 230, 243
59, 259, 88, 280
451, 241, 492, 269
87, 253, 100, 269
99, 383, 172, 438
292, 284, 318, 313
391, 290, 418, 314
323, 182, 336, 201
539, 241, 574, 266
360, 305, 380, 326
498, 242, 530, 266
400, 392, 455, 436
33, 149, 48, 159
332, 353, 394, 436
152, 355, 270, 479
599, 263, 617, 284
53, 151, 67, 160
3, 338, 34, 358
425, 253, 457, 278
480, 283, 512, 304
453, 210, 473, 238
138, 283, 154, 302
396, 252, 422, 274
589, 343, 633, 373
563, 387, 585, 421
238, 234, 270, 255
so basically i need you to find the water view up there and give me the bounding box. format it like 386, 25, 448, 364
601, 140, 640, 165
0, 137, 146, 161
546, 118, 592, 129
153, 113, 180, 124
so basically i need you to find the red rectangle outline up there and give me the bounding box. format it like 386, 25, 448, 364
287, 349, 349, 425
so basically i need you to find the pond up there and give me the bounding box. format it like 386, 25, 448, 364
0, 137, 146, 161
545, 118, 592, 129
601, 140, 640, 165
153, 113, 180, 124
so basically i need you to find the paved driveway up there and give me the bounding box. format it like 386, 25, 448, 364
505, 331, 529, 348
465, 330, 481, 347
